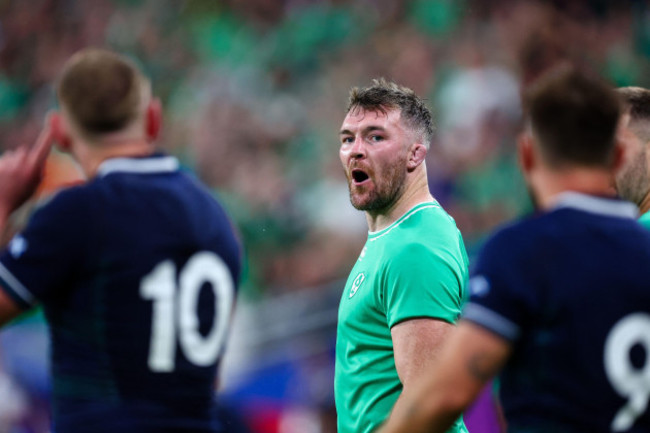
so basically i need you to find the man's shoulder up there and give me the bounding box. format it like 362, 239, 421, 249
481, 206, 650, 268
481, 211, 557, 254
391, 202, 461, 242
407, 201, 457, 226
33, 183, 94, 219
90, 168, 220, 210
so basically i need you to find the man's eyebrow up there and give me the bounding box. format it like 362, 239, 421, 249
339, 125, 386, 136
364, 126, 385, 133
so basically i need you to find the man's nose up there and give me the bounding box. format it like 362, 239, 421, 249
349, 137, 366, 158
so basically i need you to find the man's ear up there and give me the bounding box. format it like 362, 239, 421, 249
612, 139, 625, 173
49, 111, 72, 153
406, 143, 427, 171
145, 98, 162, 142
518, 132, 535, 176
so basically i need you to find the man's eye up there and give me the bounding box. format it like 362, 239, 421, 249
370, 135, 384, 142
342, 137, 353, 144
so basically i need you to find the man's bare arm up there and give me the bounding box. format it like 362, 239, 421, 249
389, 317, 455, 432
379, 321, 511, 433
391, 317, 454, 386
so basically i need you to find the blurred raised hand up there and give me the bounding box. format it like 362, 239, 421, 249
0, 125, 53, 226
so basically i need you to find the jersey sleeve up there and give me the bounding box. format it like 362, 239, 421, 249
383, 242, 465, 328
0, 188, 91, 309
462, 229, 538, 342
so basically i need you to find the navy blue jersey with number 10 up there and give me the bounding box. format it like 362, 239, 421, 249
464, 192, 650, 433
0, 154, 241, 433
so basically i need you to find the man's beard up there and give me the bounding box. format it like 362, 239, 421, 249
348, 163, 407, 212
616, 148, 650, 206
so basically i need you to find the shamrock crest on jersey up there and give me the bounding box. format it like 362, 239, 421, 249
349, 272, 365, 298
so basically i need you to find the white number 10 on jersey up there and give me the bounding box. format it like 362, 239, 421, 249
140, 252, 235, 372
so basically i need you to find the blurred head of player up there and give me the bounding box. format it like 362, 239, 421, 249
52, 48, 161, 177
614, 86, 650, 208
339, 78, 433, 212
519, 65, 623, 207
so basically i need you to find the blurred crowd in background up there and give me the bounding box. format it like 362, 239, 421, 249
0, 0, 649, 432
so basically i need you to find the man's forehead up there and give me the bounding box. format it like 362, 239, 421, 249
341, 107, 402, 129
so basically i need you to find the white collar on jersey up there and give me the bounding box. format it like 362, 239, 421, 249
97, 155, 180, 177
552, 191, 638, 219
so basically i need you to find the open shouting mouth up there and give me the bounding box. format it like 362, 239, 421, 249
351, 169, 370, 185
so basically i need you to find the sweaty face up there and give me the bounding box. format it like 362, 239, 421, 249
615, 119, 650, 205
339, 108, 410, 212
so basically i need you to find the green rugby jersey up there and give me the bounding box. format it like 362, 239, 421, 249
639, 210, 650, 230
334, 201, 469, 433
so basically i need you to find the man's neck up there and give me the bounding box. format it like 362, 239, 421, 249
365, 169, 433, 232
533, 166, 617, 209
78, 139, 156, 179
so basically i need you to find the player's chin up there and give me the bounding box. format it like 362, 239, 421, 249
350, 193, 376, 211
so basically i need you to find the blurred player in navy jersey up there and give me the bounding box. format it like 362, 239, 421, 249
378, 65, 650, 433
0, 49, 241, 433
615, 86, 650, 230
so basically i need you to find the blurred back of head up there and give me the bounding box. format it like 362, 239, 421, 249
525, 65, 621, 169
617, 86, 650, 142
347, 78, 433, 147
57, 49, 150, 139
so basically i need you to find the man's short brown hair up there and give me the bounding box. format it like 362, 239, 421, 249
57, 49, 149, 136
525, 65, 621, 168
346, 78, 433, 146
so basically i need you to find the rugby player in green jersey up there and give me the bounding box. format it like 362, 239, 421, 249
615, 86, 650, 229
335, 78, 469, 433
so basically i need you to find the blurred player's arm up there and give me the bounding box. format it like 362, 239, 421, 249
380, 321, 511, 433
0, 125, 53, 327
0, 125, 53, 232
